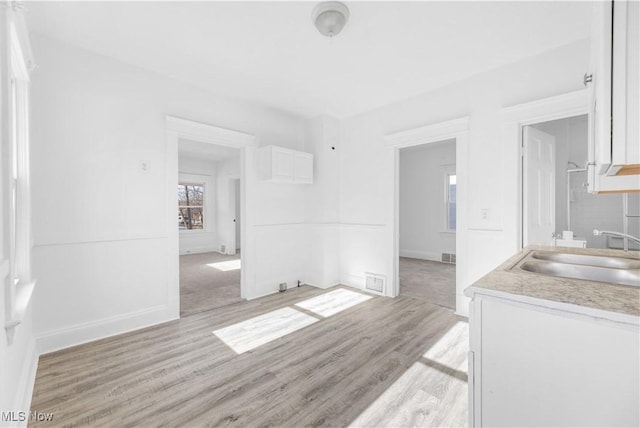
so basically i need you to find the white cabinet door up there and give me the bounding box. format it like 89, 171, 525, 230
587, 0, 640, 192
271, 146, 295, 182
588, 0, 613, 176
471, 296, 640, 427
294, 152, 313, 184
611, 0, 640, 174
258, 145, 313, 184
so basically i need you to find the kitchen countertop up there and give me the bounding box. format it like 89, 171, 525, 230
465, 245, 640, 321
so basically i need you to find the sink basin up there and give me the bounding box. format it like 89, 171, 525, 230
512, 250, 640, 287
520, 261, 640, 287
531, 251, 640, 269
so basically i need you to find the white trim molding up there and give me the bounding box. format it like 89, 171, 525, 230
13, 337, 38, 417
502, 90, 589, 125
166, 116, 255, 148
385, 116, 470, 317
36, 304, 176, 355
384, 116, 470, 149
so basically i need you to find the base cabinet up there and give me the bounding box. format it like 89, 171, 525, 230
468, 295, 639, 427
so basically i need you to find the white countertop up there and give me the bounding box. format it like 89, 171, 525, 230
465, 245, 640, 324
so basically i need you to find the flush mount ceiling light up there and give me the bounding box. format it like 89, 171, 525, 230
311, 1, 350, 38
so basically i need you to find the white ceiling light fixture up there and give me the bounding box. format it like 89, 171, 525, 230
311, 1, 350, 38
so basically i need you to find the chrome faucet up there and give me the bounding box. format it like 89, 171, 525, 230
593, 229, 640, 250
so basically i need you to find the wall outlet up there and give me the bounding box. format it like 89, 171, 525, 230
481, 208, 490, 221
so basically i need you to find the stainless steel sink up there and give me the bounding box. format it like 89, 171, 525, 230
512, 251, 640, 287
520, 261, 640, 287
531, 251, 640, 269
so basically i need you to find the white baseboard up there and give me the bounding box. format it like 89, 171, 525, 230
342, 274, 365, 290
306, 281, 340, 290
12, 338, 38, 425
36, 305, 177, 355
179, 245, 220, 256
399, 249, 442, 262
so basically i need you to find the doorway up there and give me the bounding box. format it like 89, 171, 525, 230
178, 138, 243, 316
398, 140, 457, 309
522, 114, 639, 250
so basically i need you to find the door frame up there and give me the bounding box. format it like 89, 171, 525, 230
165, 116, 256, 318
385, 116, 469, 316
502, 89, 588, 250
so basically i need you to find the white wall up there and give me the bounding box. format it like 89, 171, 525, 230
304, 116, 341, 289
30, 35, 306, 353
338, 39, 590, 316
215, 156, 240, 255
399, 140, 456, 261
178, 156, 218, 255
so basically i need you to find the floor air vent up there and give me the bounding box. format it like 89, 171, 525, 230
364, 272, 385, 295
441, 253, 456, 264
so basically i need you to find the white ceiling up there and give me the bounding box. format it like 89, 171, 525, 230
27, 1, 592, 119
179, 139, 240, 162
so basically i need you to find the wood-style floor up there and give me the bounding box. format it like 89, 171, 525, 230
180, 251, 242, 317
30, 285, 468, 428
399, 257, 456, 310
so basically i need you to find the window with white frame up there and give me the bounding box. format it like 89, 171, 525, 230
178, 183, 205, 230
3, 12, 36, 336
445, 172, 457, 232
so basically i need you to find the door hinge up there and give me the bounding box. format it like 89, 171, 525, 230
583, 73, 593, 87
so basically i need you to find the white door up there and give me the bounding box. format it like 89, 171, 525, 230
523, 126, 556, 246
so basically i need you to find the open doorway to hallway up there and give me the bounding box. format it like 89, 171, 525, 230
178, 138, 243, 316
398, 139, 457, 309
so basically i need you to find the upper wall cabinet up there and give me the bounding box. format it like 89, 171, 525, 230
258, 145, 314, 184
587, 0, 640, 193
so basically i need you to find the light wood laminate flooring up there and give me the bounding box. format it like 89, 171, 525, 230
30, 285, 468, 427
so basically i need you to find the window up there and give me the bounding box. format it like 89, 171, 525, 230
3, 15, 36, 337
446, 173, 457, 231
178, 183, 205, 230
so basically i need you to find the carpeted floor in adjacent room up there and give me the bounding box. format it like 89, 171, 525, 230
180, 251, 242, 316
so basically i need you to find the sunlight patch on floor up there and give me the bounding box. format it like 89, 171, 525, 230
348, 359, 467, 428
213, 307, 318, 354
422, 321, 469, 369
349, 321, 469, 428
295, 288, 372, 317
207, 259, 241, 271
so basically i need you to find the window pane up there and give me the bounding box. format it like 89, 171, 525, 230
448, 175, 456, 203
177, 184, 204, 207
448, 203, 457, 230
178, 207, 204, 230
